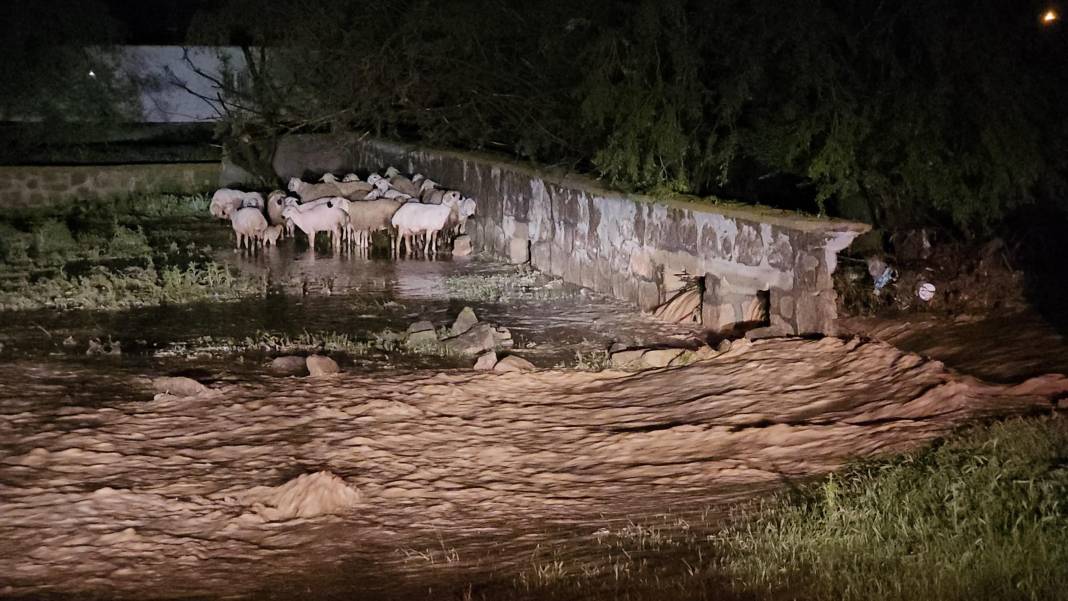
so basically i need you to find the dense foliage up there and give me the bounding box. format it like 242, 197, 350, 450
189, 0, 1067, 233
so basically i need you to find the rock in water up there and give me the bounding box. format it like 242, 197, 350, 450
443, 323, 498, 355
451, 307, 479, 336
270, 355, 308, 376
473, 351, 498, 370
610, 349, 647, 369
641, 348, 685, 368
237, 471, 360, 521
306, 355, 340, 376
493, 355, 536, 372
152, 376, 207, 397
452, 235, 473, 257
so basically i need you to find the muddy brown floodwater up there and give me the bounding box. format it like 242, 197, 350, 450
3, 335, 1067, 599
2, 242, 1068, 600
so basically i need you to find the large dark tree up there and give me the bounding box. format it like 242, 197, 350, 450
190, 0, 1068, 234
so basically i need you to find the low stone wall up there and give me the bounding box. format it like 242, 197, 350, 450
0, 163, 220, 208
271, 134, 870, 336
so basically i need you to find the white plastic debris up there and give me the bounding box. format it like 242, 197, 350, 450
917, 282, 936, 302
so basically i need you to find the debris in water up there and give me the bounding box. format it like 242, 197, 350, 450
233, 471, 361, 521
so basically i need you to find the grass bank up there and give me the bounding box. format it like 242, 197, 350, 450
713, 415, 1068, 601
472, 416, 1066, 600
0, 194, 266, 311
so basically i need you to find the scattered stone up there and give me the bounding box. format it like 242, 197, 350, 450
473, 351, 498, 370
306, 355, 340, 376
693, 345, 719, 361
452, 235, 473, 257
451, 307, 479, 336
152, 376, 207, 397
610, 349, 647, 369
641, 348, 685, 368
444, 324, 506, 356
493, 326, 514, 348
406, 320, 435, 335
716, 339, 733, 353
493, 355, 536, 372
269, 355, 308, 376
405, 329, 440, 348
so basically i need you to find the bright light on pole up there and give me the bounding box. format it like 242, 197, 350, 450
1042, 9, 1058, 24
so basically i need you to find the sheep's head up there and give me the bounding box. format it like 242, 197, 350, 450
374, 178, 390, 192
460, 197, 477, 219
385, 166, 400, 178
419, 179, 438, 193
411, 173, 425, 185
367, 173, 383, 186
342, 173, 360, 182
442, 190, 462, 205
283, 196, 300, 208
326, 197, 351, 214
268, 190, 286, 204
281, 206, 299, 220
287, 177, 302, 192
319, 173, 338, 183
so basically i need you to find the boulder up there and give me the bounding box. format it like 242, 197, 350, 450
405, 329, 440, 348
640, 348, 685, 368
443, 322, 499, 356
306, 355, 340, 376
451, 306, 479, 336
406, 320, 435, 335
152, 376, 207, 397
473, 351, 498, 370
270, 355, 308, 376
610, 349, 647, 369
452, 235, 473, 257
493, 355, 536, 372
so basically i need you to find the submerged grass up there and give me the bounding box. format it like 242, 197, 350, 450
0, 194, 264, 311
713, 416, 1068, 601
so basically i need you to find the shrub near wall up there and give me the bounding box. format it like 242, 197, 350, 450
0, 163, 220, 208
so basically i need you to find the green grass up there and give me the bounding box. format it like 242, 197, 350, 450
427, 417, 1067, 601
714, 416, 1068, 601
0, 194, 266, 311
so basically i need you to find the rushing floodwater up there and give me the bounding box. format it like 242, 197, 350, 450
2, 237, 1068, 599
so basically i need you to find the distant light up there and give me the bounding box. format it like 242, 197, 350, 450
1042, 9, 1058, 24
88, 70, 96, 78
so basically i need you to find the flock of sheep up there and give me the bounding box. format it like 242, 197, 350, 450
208, 167, 477, 256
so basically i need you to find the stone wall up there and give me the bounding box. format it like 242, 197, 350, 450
271, 134, 870, 336
0, 163, 220, 208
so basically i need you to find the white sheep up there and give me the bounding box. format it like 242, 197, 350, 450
239, 192, 265, 210
423, 188, 461, 206
230, 207, 269, 250
366, 173, 383, 186
348, 199, 401, 248
319, 173, 339, 183
210, 188, 258, 219
282, 203, 348, 252
387, 174, 421, 197
262, 224, 283, 247
342, 173, 361, 182
267, 190, 288, 233
391, 203, 452, 256
287, 177, 341, 202
335, 180, 374, 200
384, 166, 401, 178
